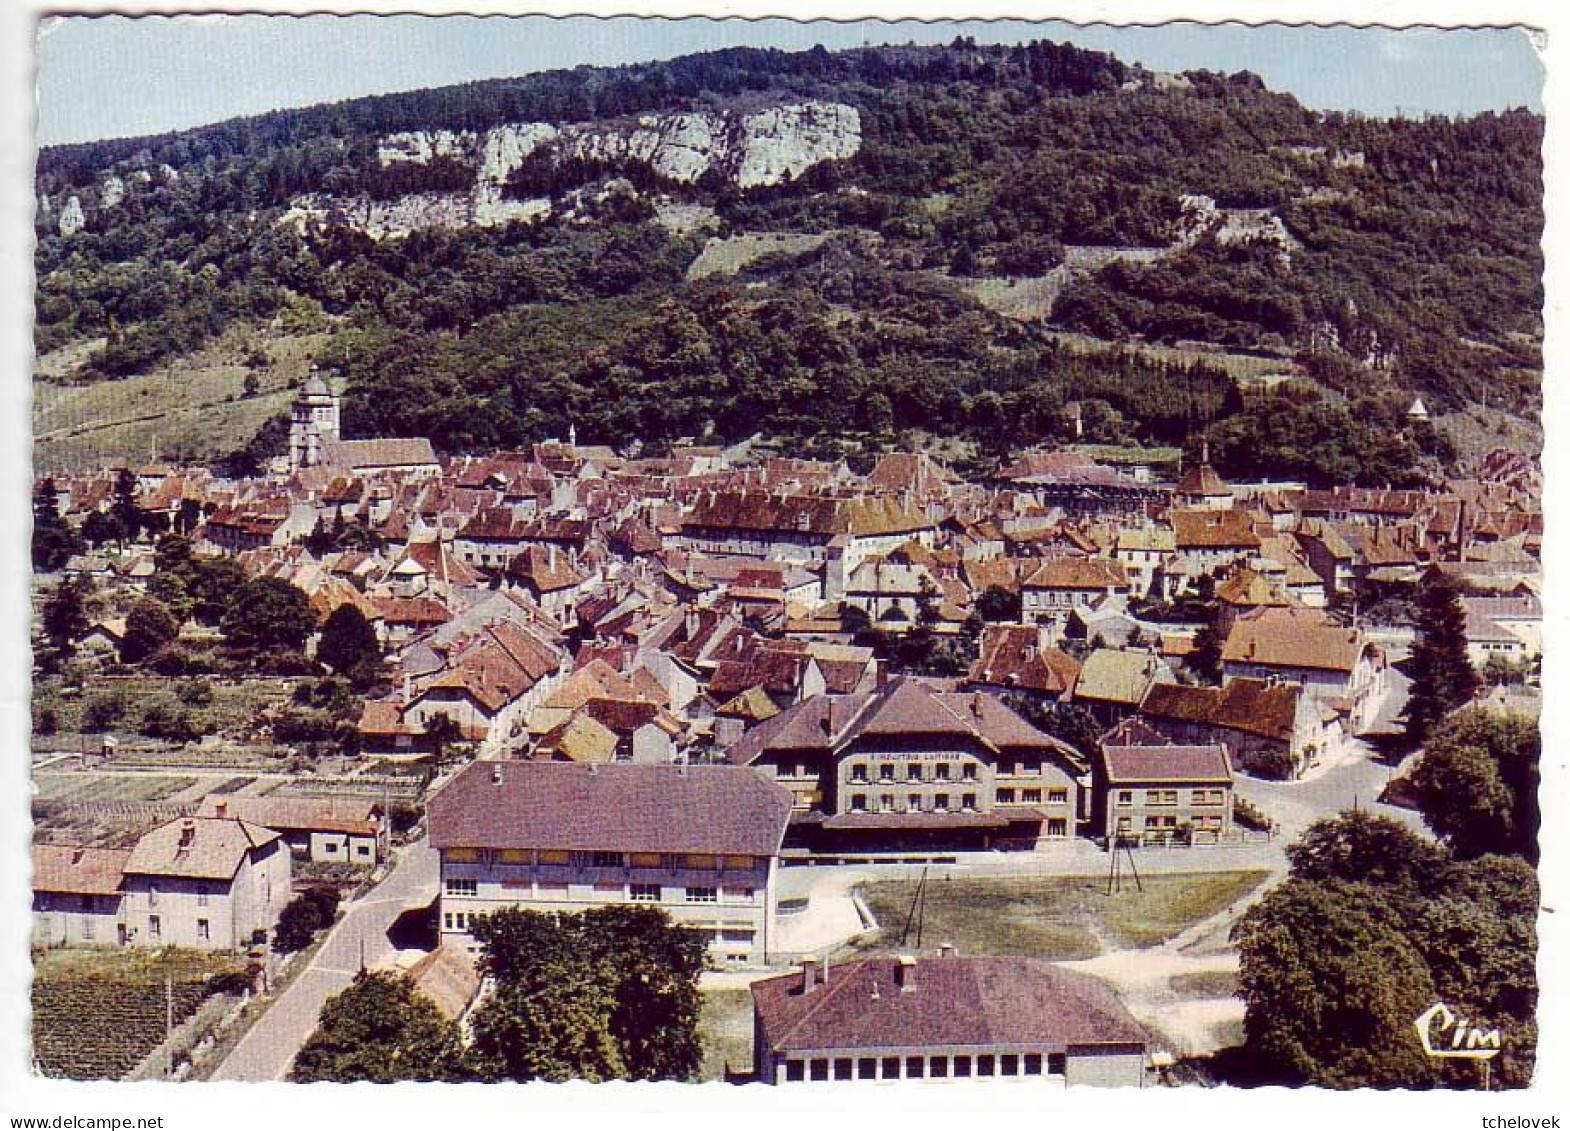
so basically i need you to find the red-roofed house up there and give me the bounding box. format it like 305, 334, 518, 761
1093, 743, 1233, 845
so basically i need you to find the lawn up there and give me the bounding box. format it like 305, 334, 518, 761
852, 871, 1270, 960
697, 987, 756, 1083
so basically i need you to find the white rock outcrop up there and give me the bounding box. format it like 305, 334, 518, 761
58, 196, 85, 236
100, 175, 125, 210
287, 100, 860, 239
736, 102, 861, 188
377, 129, 475, 167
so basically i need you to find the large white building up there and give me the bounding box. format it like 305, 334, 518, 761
427, 761, 794, 966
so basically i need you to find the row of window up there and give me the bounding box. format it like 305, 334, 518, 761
996, 788, 1068, 805
783, 1052, 1066, 1082
444, 880, 753, 905
848, 793, 976, 814
135, 915, 209, 941
1116, 789, 1227, 807
850, 761, 979, 784
443, 849, 756, 871
145, 884, 212, 907
1117, 815, 1224, 832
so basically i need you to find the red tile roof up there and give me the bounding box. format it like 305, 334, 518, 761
1099, 743, 1232, 784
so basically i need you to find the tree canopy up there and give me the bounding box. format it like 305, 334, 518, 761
291, 971, 469, 1083
220, 576, 317, 652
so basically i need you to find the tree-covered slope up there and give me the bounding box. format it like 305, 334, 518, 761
32, 38, 1542, 484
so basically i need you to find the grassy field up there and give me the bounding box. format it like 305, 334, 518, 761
1042, 329, 1300, 382
32, 948, 250, 1080
687, 231, 835, 280
955, 273, 1067, 322
698, 986, 755, 1082
852, 871, 1270, 960
35, 675, 298, 741
33, 326, 333, 474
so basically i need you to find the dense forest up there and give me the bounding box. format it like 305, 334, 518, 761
32, 38, 1542, 484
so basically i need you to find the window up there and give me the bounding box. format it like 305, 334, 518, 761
1047, 788, 1068, 804
148, 915, 161, 939
82, 917, 94, 941
444, 912, 454, 929
196, 884, 210, 907
954, 1055, 972, 1078
882, 1057, 901, 1079
445, 877, 477, 897
197, 918, 210, 942
851, 762, 867, 783
591, 851, 624, 868
934, 794, 950, 812
1022, 788, 1042, 803
810, 1059, 829, 1082
148, 884, 160, 908
978, 1055, 995, 1077
356, 843, 372, 857
850, 794, 867, 812
1118, 790, 1133, 807
961, 793, 977, 811
880, 794, 895, 813
907, 763, 923, 781
834, 1058, 853, 1080
1024, 1053, 1042, 1075
905, 1056, 925, 1079
726, 888, 755, 905
685, 887, 718, 903
478, 848, 499, 866
908, 794, 923, 813
1048, 1053, 1066, 1076
930, 1057, 949, 1079
935, 763, 951, 781
997, 788, 1016, 804
1047, 818, 1068, 837
786, 1060, 805, 1082
1001, 1054, 1020, 1077
630, 883, 661, 902
962, 763, 977, 781
879, 763, 895, 781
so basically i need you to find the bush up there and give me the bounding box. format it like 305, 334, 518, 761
1233, 795, 1273, 832
1236, 744, 1296, 781
273, 886, 342, 954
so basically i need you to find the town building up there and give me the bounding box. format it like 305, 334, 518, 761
727, 676, 1085, 853
117, 816, 291, 950
1093, 742, 1234, 844
427, 761, 794, 966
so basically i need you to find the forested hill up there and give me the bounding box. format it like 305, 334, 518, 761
33, 38, 1543, 485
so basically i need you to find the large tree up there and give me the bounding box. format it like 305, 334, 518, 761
1405, 577, 1479, 741
40, 575, 94, 657
466, 906, 707, 1084
291, 971, 469, 1083
120, 598, 181, 664
220, 576, 316, 652
1285, 810, 1447, 890
316, 604, 383, 682
31, 479, 82, 572
1232, 878, 1441, 1088
1410, 708, 1539, 864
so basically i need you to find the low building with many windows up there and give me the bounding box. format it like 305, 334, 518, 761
427, 761, 794, 966
751, 951, 1151, 1086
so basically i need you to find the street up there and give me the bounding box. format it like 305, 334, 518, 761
210, 838, 440, 1082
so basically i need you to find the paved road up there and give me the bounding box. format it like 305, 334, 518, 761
210, 838, 440, 1082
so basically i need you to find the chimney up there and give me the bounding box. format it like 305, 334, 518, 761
800, 958, 820, 994
895, 954, 917, 992
492, 763, 504, 785
940, 942, 957, 958
971, 692, 984, 719
214, 799, 228, 818
178, 819, 197, 849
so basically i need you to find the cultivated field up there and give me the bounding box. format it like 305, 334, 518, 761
32, 326, 332, 474
687, 231, 835, 280
31, 948, 251, 1080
